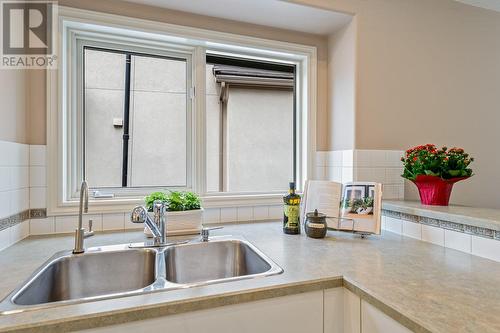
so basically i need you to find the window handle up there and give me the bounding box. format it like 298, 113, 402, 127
92, 190, 114, 199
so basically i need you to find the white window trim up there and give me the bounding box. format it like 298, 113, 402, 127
47, 6, 317, 215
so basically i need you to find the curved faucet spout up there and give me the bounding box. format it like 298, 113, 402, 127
73, 181, 93, 254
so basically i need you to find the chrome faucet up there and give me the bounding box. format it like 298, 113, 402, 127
73, 181, 94, 254
131, 200, 167, 246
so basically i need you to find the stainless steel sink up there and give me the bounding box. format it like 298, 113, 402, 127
13, 248, 157, 306
0, 236, 282, 313
164, 240, 275, 284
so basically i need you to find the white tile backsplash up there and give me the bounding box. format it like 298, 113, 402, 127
2, 141, 499, 266
55, 214, 102, 233
237, 207, 253, 222
29, 187, 46, 209
0, 142, 29, 167
402, 220, 422, 239
315, 166, 326, 180
102, 213, 125, 231
30, 217, 55, 235
0, 191, 10, 219
421, 224, 445, 246
342, 150, 354, 167
268, 205, 283, 220
386, 150, 404, 167
10, 221, 29, 243
353, 150, 371, 167
29, 145, 46, 166
55, 215, 79, 233
471, 236, 500, 262
316, 149, 404, 200
328, 151, 343, 167
220, 207, 237, 223
11, 166, 29, 189
444, 229, 472, 253
0, 167, 10, 191
29, 166, 46, 187
382, 214, 500, 263
203, 208, 220, 224
253, 206, 269, 220
11, 188, 29, 215
342, 167, 353, 183
384, 216, 402, 235
0, 228, 10, 251
385, 168, 403, 184
326, 167, 342, 182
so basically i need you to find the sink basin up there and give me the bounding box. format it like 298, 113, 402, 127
0, 236, 282, 313
12, 248, 157, 306
164, 240, 274, 284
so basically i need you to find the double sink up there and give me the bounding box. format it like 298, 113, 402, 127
0, 236, 283, 313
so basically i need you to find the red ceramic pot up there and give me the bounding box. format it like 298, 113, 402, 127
412, 175, 469, 206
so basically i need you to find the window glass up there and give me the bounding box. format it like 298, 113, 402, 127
84, 48, 188, 189
225, 87, 293, 192
205, 62, 294, 193
129, 55, 188, 187
85, 49, 125, 188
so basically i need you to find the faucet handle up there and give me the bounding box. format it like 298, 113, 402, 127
201, 226, 223, 242
131, 206, 148, 224
83, 219, 94, 238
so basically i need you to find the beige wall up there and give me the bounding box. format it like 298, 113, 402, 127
327, 17, 356, 151
27, 70, 46, 145
0, 70, 27, 143
292, 0, 500, 208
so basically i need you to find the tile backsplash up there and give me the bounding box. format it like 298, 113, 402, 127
0, 142, 284, 250
3, 144, 406, 251
315, 149, 405, 200
0, 141, 30, 250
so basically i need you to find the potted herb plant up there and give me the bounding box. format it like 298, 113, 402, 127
144, 191, 204, 236
401, 144, 474, 206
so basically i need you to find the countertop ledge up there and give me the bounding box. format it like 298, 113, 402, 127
383, 200, 500, 231
1, 223, 500, 333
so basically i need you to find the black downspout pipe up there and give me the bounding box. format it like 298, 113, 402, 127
122, 54, 132, 187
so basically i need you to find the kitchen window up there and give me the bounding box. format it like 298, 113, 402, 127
48, 9, 316, 213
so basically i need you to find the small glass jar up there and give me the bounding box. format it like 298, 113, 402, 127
304, 209, 327, 239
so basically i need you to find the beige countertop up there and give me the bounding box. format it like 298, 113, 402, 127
383, 200, 500, 231
0, 222, 500, 333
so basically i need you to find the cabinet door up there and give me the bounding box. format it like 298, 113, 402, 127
361, 300, 413, 333
82, 290, 323, 333
324, 288, 361, 333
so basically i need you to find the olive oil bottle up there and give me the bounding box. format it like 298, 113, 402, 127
283, 182, 301, 234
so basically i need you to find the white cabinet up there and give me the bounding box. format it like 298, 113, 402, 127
361, 300, 412, 333
83, 290, 324, 333
81, 288, 414, 333
324, 288, 361, 333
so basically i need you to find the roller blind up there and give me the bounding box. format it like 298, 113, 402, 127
213, 65, 294, 88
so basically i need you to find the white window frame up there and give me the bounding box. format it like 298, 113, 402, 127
47, 6, 317, 215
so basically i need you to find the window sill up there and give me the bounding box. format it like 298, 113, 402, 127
48, 193, 285, 216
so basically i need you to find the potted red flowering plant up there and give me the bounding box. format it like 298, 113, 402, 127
401, 144, 474, 206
